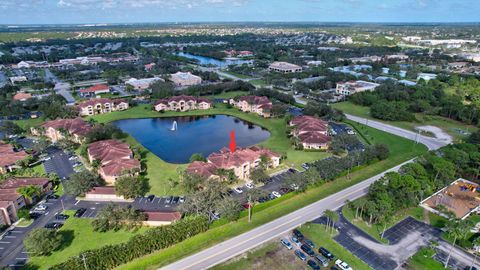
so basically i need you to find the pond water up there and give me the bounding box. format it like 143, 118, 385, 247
114, 115, 271, 164
175, 52, 252, 67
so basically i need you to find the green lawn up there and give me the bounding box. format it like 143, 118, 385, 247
332, 101, 477, 142
250, 79, 268, 87
407, 247, 445, 270
115, 123, 427, 270
300, 223, 371, 270
223, 71, 253, 79
89, 103, 331, 195
27, 210, 146, 270
205, 90, 249, 99
13, 117, 45, 130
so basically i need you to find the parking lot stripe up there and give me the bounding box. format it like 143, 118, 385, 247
16, 258, 28, 260
0, 241, 11, 244
74, 200, 79, 205
11, 231, 22, 233
5, 236, 16, 238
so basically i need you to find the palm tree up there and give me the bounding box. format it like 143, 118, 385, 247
471, 236, 480, 270
324, 209, 337, 234
17, 185, 42, 203
445, 219, 471, 268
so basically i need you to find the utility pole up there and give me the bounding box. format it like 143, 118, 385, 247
248, 195, 252, 223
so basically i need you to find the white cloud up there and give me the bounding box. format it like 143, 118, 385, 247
56, 0, 249, 10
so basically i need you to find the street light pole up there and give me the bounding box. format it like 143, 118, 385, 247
61, 199, 65, 211
248, 195, 252, 223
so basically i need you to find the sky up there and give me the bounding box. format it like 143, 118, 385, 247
0, 0, 479, 24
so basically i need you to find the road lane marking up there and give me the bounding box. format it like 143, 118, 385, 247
335, 188, 363, 202
74, 200, 79, 205
182, 215, 302, 269
0, 241, 10, 244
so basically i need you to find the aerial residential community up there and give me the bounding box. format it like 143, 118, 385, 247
1, 1, 480, 270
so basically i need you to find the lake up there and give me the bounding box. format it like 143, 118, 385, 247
175, 52, 252, 67
114, 115, 271, 164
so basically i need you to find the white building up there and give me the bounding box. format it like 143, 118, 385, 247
268, 62, 302, 73
169, 72, 202, 87
126, 77, 164, 90
336, 81, 380, 96
9, 76, 27, 84
417, 73, 437, 82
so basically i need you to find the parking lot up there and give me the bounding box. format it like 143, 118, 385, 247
43, 146, 75, 179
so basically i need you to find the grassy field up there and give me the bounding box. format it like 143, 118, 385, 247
332, 101, 477, 141
250, 79, 268, 87
89, 103, 331, 195
223, 71, 253, 79
115, 123, 427, 270
13, 117, 45, 130
213, 241, 309, 270
407, 247, 445, 270
27, 210, 146, 270
205, 90, 249, 99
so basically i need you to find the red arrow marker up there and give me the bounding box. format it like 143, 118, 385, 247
229, 130, 236, 153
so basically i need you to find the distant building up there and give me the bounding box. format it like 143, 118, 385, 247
84, 186, 130, 202
33, 118, 92, 144
126, 77, 164, 91
268, 62, 302, 73
398, 80, 417, 87
187, 146, 280, 180
0, 141, 28, 174
348, 56, 382, 63
154, 95, 212, 112
9, 76, 27, 85
307, 60, 324, 66
385, 54, 409, 61
13, 92, 32, 101
460, 53, 480, 63
417, 73, 437, 82
289, 116, 331, 150
336, 81, 380, 96
87, 139, 141, 184
169, 72, 202, 87
144, 63, 156, 71
230, 96, 273, 118
77, 98, 129, 116
399, 70, 407, 78
79, 84, 110, 97
382, 67, 390, 74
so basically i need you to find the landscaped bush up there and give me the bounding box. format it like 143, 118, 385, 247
50, 215, 209, 270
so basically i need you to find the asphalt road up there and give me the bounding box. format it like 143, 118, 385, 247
160, 159, 414, 270
345, 114, 450, 150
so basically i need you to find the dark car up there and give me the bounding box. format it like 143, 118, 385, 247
307, 260, 320, 270
46, 194, 59, 201
319, 247, 334, 260
29, 212, 42, 219
147, 194, 155, 202
293, 229, 304, 240
44, 222, 63, 229
294, 250, 307, 261
74, 208, 87, 218
165, 196, 173, 204
55, 214, 69, 220
279, 187, 291, 195
304, 239, 315, 249
301, 244, 315, 257
172, 196, 180, 204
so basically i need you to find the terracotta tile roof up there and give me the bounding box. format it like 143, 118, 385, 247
208, 146, 279, 169
145, 211, 181, 222
100, 159, 141, 177
0, 141, 28, 167
0, 177, 50, 189
88, 139, 133, 165
13, 92, 32, 101
238, 96, 272, 109
86, 186, 117, 195
0, 201, 13, 209
186, 161, 218, 178
290, 116, 330, 145
77, 98, 113, 108
79, 84, 109, 93
298, 132, 331, 144
0, 193, 22, 202
41, 118, 92, 137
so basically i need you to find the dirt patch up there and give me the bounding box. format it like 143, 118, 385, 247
415, 125, 452, 143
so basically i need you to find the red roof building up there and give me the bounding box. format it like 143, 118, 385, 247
13, 92, 33, 101
230, 96, 272, 118
35, 118, 92, 143
77, 98, 129, 116
0, 141, 28, 174
154, 95, 212, 112
290, 116, 331, 150
144, 211, 182, 226
79, 84, 110, 97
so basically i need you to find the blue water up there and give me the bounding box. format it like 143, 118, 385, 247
113, 115, 270, 164
175, 52, 252, 67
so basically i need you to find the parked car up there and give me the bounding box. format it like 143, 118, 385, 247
294, 250, 307, 261
304, 239, 315, 249
319, 247, 334, 260
46, 194, 59, 200
44, 222, 63, 230
74, 208, 87, 218
293, 229, 304, 240
315, 254, 329, 267
245, 183, 255, 189
301, 244, 315, 257
279, 187, 290, 195
335, 259, 352, 270
290, 183, 299, 190
29, 212, 42, 219
290, 236, 301, 247
55, 214, 69, 220
147, 194, 155, 202
268, 193, 276, 200
302, 163, 310, 170
271, 191, 281, 198
172, 196, 180, 204
280, 238, 293, 250
165, 196, 173, 204
307, 259, 320, 270
32, 204, 48, 212
179, 196, 185, 203
234, 187, 243, 194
